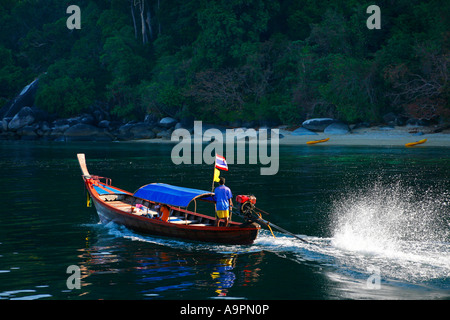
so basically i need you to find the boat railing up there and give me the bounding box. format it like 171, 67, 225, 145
86, 175, 112, 186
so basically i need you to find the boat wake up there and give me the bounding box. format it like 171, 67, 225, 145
100, 221, 264, 254
99, 213, 449, 285
328, 179, 450, 283
92, 178, 449, 297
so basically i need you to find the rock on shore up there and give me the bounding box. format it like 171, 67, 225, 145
0, 103, 182, 141
0, 81, 446, 142
302, 118, 336, 131
64, 123, 114, 142
7, 106, 36, 131
324, 122, 350, 134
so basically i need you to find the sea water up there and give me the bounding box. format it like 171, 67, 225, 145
0, 141, 448, 300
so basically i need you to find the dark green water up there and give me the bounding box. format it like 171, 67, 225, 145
0, 141, 449, 300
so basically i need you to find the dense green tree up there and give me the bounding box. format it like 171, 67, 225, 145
0, 0, 448, 123
319, 54, 379, 122
194, 0, 278, 69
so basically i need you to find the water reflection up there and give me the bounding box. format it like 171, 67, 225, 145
76, 226, 265, 299
210, 255, 236, 296
323, 269, 450, 300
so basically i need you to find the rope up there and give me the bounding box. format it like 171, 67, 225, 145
267, 223, 276, 238
255, 211, 275, 238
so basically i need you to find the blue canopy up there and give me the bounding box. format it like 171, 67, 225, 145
133, 183, 215, 207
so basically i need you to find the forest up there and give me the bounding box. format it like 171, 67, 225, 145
0, 0, 449, 126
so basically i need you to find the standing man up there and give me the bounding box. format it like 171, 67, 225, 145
214, 177, 233, 227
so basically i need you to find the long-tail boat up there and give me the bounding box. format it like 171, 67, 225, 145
77, 154, 260, 245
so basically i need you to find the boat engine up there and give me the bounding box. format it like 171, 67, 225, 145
236, 195, 256, 219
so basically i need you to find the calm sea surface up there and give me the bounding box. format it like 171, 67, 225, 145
0, 140, 449, 301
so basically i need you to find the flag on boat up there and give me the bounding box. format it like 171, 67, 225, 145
215, 154, 228, 171
213, 168, 221, 182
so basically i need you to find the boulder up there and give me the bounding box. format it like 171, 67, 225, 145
79, 113, 95, 125
97, 120, 110, 129
90, 106, 109, 123
116, 123, 135, 140
151, 126, 164, 134
0, 78, 39, 119
8, 106, 36, 131
324, 122, 350, 134
129, 123, 156, 139
382, 112, 396, 124
18, 125, 39, 140
36, 121, 51, 136
51, 119, 71, 134
53, 124, 70, 134
159, 117, 177, 128
1, 117, 11, 131
67, 117, 81, 126
156, 129, 173, 139
46, 129, 65, 141
302, 118, 336, 132
174, 122, 184, 130
108, 121, 122, 131
39, 121, 51, 131
291, 127, 318, 136
144, 113, 158, 125
64, 123, 113, 141
52, 118, 70, 127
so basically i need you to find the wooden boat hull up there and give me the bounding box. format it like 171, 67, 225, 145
78, 155, 260, 245
91, 196, 259, 245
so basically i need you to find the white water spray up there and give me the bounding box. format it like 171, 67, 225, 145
329, 179, 450, 282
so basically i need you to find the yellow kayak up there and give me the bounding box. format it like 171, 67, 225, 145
306, 138, 330, 145
405, 138, 427, 147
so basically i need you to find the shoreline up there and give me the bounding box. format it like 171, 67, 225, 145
2, 93, 449, 147
278, 132, 450, 147
132, 127, 450, 147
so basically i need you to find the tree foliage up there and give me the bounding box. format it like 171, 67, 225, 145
0, 0, 448, 123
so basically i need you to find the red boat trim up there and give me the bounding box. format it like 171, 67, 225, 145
78, 154, 260, 245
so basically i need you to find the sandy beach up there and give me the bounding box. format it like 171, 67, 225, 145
278, 127, 450, 147
134, 125, 450, 147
